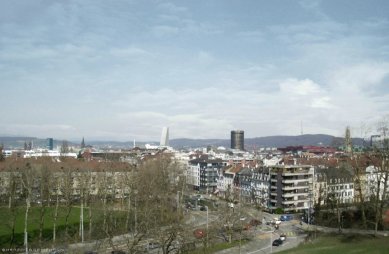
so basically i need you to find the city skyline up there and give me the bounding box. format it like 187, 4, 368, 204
1, 0, 389, 141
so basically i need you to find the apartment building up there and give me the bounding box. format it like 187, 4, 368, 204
314, 167, 355, 205
269, 165, 314, 212
187, 158, 223, 192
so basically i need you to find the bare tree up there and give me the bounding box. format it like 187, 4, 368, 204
60, 140, 70, 155
20, 161, 36, 253
0, 144, 4, 161
1, 162, 23, 248
36, 160, 52, 248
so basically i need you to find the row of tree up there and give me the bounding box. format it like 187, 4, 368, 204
0, 155, 194, 253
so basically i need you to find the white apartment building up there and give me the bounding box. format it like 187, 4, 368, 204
365, 165, 389, 201
314, 167, 355, 205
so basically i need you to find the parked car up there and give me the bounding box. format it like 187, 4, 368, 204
272, 239, 283, 246
280, 233, 286, 241
111, 250, 126, 254
280, 215, 293, 221
49, 249, 66, 254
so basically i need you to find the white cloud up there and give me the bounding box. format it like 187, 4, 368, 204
279, 78, 321, 96
152, 25, 180, 37
157, 2, 187, 13
329, 63, 389, 91
311, 96, 333, 109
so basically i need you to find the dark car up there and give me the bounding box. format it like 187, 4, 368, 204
272, 239, 283, 246
111, 250, 126, 254
49, 249, 66, 254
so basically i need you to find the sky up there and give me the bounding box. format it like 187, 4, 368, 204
1, 0, 389, 141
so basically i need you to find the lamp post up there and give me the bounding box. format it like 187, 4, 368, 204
205, 206, 208, 248
270, 228, 273, 253
239, 217, 245, 254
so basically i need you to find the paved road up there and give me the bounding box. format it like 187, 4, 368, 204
214, 218, 307, 254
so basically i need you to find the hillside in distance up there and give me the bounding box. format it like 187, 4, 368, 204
0, 134, 365, 150
170, 134, 365, 149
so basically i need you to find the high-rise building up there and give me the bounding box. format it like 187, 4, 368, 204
47, 138, 54, 150
231, 130, 244, 150
160, 127, 169, 147
344, 126, 352, 153
81, 137, 85, 149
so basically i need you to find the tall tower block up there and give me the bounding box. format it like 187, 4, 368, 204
231, 130, 244, 150
160, 127, 169, 147
47, 138, 54, 150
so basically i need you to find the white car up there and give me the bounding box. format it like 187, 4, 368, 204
280, 233, 286, 241
144, 242, 160, 251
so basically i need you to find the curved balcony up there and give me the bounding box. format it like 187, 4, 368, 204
281, 200, 297, 205
282, 172, 311, 176
282, 185, 308, 190
282, 178, 310, 184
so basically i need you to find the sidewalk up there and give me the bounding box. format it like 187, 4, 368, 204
298, 222, 389, 236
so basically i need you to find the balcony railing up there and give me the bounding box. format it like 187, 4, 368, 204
282, 193, 297, 198
281, 200, 296, 205
282, 185, 308, 190
282, 172, 311, 176
282, 178, 309, 184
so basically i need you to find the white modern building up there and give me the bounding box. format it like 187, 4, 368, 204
160, 127, 169, 147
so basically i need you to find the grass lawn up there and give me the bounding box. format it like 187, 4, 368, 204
0, 205, 89, 247
279, 234, 389, 254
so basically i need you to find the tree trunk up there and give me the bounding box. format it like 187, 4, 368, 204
9, 208, 16, 248
355, 172, 368, 229
88, 202, 93, 240
126, 194, 131, 231
379, 170, 389, 229
64, 205, 72, 239
53, 192, 59, 245
39, 202, 46, 249
24, 197, 30, 254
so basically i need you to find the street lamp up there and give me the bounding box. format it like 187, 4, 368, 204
239, 217, 245, 254
205, 206, 208, 248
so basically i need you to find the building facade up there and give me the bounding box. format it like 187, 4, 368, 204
269, 165, 314, 212
231, 130, 244, 150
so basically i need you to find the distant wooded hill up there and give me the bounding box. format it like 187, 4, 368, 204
0, 134, 365, 150
169, 134, 365, 149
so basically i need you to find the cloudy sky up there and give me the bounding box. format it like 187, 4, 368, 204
1, 0, 389, 141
